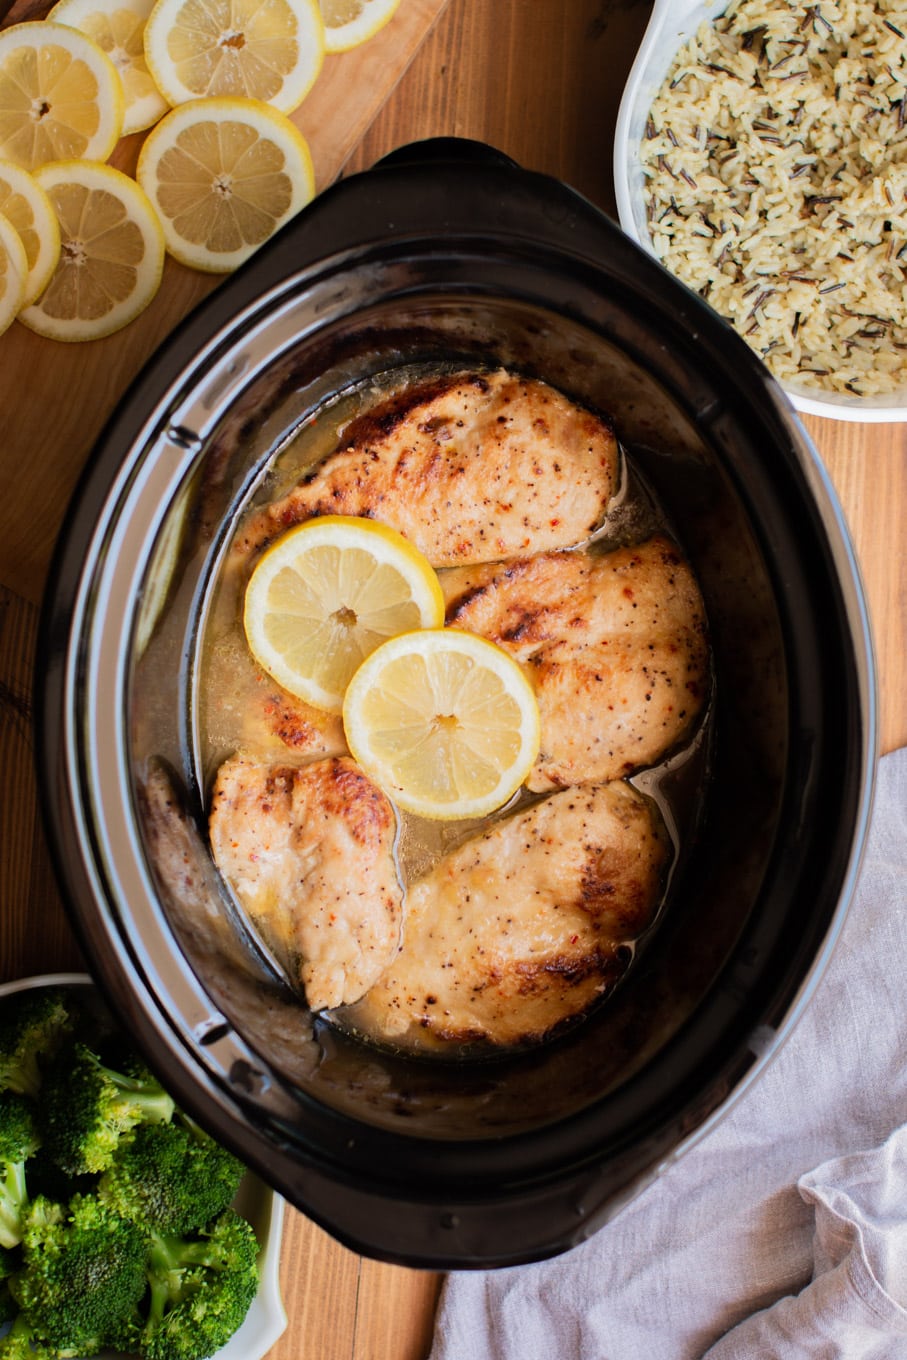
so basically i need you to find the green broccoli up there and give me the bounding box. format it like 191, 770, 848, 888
0, 997, 259, 1360
0, 1093, 41, 1250
98, 1117, 245, 1235
8, 1192, 147, 1357
140, 1209, 259, 1360
0, 991, 72, 1099
40, 1043, 175, 1176
0, 1314, 57, 1359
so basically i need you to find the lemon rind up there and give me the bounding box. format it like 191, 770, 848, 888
342, 627, 542, 821
243, 515, 445, 713
0, 159, 62, 305
136, 95, 315, 273
321, 0, 401, 53
0, 22, 126, 170
18, 160, 165, 342
143, 0, 325, 114
48, 0, 170, 137
0, 211, 28, 337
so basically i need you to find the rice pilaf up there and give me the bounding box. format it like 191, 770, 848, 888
641, 0, 907, 397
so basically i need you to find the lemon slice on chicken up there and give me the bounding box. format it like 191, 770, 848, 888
243, 515, 445, 713
343, 628, 541, 820
0, 22, 124, 171
136, 95, 314, 272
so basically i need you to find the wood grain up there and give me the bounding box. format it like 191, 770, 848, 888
0, 4, 905, 1360
803, 414, 907, 757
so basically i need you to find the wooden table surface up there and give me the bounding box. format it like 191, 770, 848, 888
1, 2, 905, 1358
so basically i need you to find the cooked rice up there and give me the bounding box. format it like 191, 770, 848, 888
641, 0, 907, 397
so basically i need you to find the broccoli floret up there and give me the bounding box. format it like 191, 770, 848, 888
8, 1192, 147, 1357
40, 1043, 175, 1176
0, 998, 257, 1360
0, 1313, 59, 1359
0, 1093, 41, 1249
98, 1117, 245, 1235
141, 1209, 259, 1360
0, 991, 72, 1099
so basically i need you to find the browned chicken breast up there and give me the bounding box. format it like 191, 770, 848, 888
233, 368, 618, 567
208, 755, 402, 1012
443, 534, 709, 790
347, 781, 669, 1049
239, 684, 347, 760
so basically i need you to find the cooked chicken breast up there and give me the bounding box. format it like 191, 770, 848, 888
443, 534, 709, 790
347, 781, 669, 1049
233, 369, 618, 568
240, 684, 347, 760
208, 755, 402, 1012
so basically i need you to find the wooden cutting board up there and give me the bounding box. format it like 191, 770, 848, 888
0, 0, 450, 605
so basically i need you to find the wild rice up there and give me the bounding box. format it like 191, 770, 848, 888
641, 0, 907, 396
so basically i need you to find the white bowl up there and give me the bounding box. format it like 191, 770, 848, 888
613, 0, 907, 423
0, 972, 288, 1360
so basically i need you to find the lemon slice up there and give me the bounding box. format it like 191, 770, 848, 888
0, 159, 61, 304
343, 628, 541, 821
243, 514, 445, 713
49, 0, 169, 136
318, 0, 401, 53
0, 22, 125, 171
143, 0, 324, 112
19, 160, 164, 341
0, 210, 28, 337
136, 95, 314, 272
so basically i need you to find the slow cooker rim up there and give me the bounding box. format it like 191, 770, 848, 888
33, 143, 877, 1266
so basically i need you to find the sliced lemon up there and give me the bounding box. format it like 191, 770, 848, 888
0, 210, 29, 337
19, 160, 164, 340
318, 0, 401, 53
243, 514, 445, 713
49, 0, 169, 135
143, 0, 324, 112
0, 22, 125, 171
343, 628, 541, 821
0, 159, 61, 304
136, 95, 314, 272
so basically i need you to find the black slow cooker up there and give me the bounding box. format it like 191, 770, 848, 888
36, 140, 876, 1268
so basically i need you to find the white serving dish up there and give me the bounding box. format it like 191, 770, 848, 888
613, 0, 907, 423
0, 972, 288, 1360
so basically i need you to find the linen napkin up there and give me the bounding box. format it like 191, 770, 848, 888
430, 746, 907, 1360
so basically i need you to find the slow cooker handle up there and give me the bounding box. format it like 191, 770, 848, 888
232, 133, 627, 298
373, 136, 519, 172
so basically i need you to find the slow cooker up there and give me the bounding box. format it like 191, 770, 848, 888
36, 140, 876, 1268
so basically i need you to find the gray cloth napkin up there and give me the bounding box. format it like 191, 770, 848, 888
430, 746, 907, 1360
